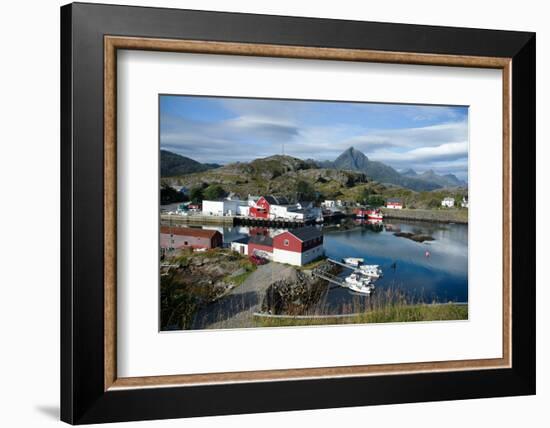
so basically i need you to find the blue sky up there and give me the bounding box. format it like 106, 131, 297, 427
160, 95, 469, 179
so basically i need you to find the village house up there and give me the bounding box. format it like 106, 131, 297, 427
230, 236, 249, 256
321, 200, 336, 208
269, 203, 306, 221
160, 226, 222, 250
441, 197, 455, 208
386, 198, 404, 209
249, 195, 312, 221
461, 197, 469, 208
249, 196, 270, 218
202, 198, 249, 216
231, 226, 324, 266
272, 227, 324, 266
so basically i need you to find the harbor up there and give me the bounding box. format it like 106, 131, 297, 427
160, 217, 468, 330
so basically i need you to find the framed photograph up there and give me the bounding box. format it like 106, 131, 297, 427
61, 2, 535, 424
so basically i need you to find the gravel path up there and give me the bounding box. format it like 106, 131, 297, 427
192, 262, 297, 329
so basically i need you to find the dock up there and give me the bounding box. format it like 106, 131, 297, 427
312, 270, 347, 287
160, 213, 316, 228
160, 213, 234, 225
327, 258, 357, 270
234, 216, 315, 228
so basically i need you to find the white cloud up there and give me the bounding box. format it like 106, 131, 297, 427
160, 102, 469, 179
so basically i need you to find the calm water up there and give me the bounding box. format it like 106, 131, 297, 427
196, 219, 468, 310
322, 220, 468, 308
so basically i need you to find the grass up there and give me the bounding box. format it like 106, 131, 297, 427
227, 258, 257, 286
298, 256, 328, 271
254, 303, 468, 327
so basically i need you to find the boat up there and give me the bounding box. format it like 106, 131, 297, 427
358, 264, 383, 278
344, 273, 374, 294
342, 257, 364, 267
366, 208, 384, 221
355, 208, 367, 219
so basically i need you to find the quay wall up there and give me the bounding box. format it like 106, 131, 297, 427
160, 214, 313, 228
380, 208, 468, 224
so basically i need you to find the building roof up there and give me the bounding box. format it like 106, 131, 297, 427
232, 236, 250, 245
160, 226, 220, 239
286, 226, 322, 242
263, 195, 290, 205
249, 234, 273, 247
386, 197, 403, 203
443, 197, 455, 201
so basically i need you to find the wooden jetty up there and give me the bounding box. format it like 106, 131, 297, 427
327, 258, 357, 270
234, 216, 315, 228
160, 213, 315, 228
312, 270, 347, 287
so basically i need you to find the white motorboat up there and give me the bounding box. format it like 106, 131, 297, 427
344, 273, 373, 295
358, 264, 383, 278
342, 257, 364, 267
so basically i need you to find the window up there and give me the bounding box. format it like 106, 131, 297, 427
284, 239, 289, 247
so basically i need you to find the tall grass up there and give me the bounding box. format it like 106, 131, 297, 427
255, 303, 468, 327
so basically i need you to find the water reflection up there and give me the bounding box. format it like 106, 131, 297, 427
193, 219, 468, 307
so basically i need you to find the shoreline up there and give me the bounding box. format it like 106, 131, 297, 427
380, 207, 468, 224
161, 209, 469, 227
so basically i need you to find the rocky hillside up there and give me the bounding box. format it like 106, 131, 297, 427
160, 150, 220, 176
163, 155, 368, 199
402, 168, 467, 188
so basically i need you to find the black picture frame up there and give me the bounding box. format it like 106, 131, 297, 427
61, 2, 535, 424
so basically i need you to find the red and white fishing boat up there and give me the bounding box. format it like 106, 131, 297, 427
355, 208, 367, 219
366, 208, 383, 221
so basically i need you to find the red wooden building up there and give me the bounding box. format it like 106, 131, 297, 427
249, 196, 271, 218
160, 226, 222, 250
272, 226, 324, 266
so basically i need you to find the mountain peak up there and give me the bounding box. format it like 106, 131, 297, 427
401, 168, 417, 176
335, 147, 369, 170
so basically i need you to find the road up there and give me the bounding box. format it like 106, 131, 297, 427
192, 262, 297, 329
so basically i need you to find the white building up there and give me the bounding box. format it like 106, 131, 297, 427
230, 237, 249, 255
386, 198, 404, 209
269, 203, 305, 220
461, 197, 469, 208
321, 200, 336, 208
202, 199, 249, 216
441, 197, 455, 208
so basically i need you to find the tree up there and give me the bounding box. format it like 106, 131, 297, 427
356, 187, 371, 204
160, 184, 187, 204
189, 186, 204, 204
295, 180, 316, 201
366, 195, 385, 207
203, 184, 226, 200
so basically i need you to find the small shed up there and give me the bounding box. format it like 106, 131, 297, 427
386, 198, 404, 209
441, 197, 455, 208
230, 237, 250, 255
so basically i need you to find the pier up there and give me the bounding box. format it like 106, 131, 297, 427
234, 216, 315, 228
312, 270, 347, 287
160, 213, 316, 228
160, 213, 234, 225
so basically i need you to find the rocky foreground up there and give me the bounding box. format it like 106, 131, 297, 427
261, 261, 340, 315
161, 248, 338, 330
